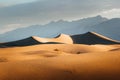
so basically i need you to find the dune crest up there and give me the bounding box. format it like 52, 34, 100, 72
88, 32, 120, 42
32, 34, 73, 44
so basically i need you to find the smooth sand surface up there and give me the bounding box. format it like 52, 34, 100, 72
0, 44, 120, 80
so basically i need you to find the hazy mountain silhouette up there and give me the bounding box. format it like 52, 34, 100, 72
0, 15, 107, 42
90, 18, 120, 41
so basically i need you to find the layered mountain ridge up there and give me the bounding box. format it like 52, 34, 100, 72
0, 15, 108, 42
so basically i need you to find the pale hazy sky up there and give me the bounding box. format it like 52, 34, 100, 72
0, 0, 36, 5
0, 0, 120, 33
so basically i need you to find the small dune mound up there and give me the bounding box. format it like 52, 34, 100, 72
71, 32, 120, 44
54, 49, 60, 51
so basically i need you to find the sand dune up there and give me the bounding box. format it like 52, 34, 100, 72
0, 37, 41, 47
0, 32, 119, 47
71, 32, 120, 44
0, 34, 73, 47
32, 34, 73, 44
0, 44, 120, 80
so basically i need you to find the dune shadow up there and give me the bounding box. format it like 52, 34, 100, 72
110, 48, 120, 51
0, 57, 8, 63
23, 51, 58, 58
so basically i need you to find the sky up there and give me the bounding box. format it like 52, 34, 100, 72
0, 0, 36, 5
0, 0, 120, 34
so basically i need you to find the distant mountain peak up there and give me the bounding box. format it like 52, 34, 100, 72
94, 15, 108, 21
96, 15, 102, 17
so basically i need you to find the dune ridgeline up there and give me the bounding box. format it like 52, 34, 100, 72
0, 32, 119, 47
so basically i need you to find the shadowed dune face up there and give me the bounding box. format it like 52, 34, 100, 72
71, 32, 120, 44
0, 37, 41, 47
0, 44, 120, 80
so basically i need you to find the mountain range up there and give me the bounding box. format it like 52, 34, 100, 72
0, 15, 120, 42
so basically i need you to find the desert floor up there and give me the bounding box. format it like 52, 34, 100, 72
0, 44, 120, 80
